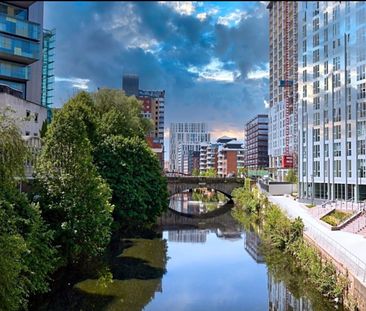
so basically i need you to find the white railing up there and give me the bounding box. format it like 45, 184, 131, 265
305, 224, 366, 283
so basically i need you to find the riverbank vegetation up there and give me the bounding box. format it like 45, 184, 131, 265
0, 89, 168, 309
232, 181, 350, 308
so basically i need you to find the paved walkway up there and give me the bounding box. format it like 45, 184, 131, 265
269, 195, 366, 284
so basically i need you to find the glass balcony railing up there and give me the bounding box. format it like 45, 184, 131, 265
0, 14, 40, 41
0, 61, 28, 80
0, 33, 40, 62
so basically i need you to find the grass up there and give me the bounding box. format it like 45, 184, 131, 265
321, 210, 352, 227
306, 204, 316, 208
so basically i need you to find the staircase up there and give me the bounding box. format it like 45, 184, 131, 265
308, 200, 335, 219
342, 211, 366, 236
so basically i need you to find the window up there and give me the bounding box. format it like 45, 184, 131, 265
358, 120, 366, 136
313, 160, 320, 177
333, 107, 341, 122
334, 142, 341, 157
348, 87, 352, 102
324, 93, 329, 107
303, 40, 307, 53
313, 64, 320, 78
358, 102, 366, 118
359, 159, 366, 177
324, 61, 328, 74
303, 85, 307, 98
333, 56, 340, 71
324, 44, 328, 58
334, 160, 341, 178
325, 159, 328, 176
325, 127, 329, 140
34, 113, 38, 123
348, 160, 352, 178
313, 144, 320, 158
334, 125, 341, 139
313, 96, 320, 110
303, 70, 307, 82
26, 110, 30, 118
333, 73, 341, 88
324, 110, 329, 124
324, 12, 328, 26
333, 22, 340, 37
324, 28, 328, 42
25, 131, 30, 136
347, 105, 352, 120
357, 64, 366, 81
358, 140, 366, 155
347, 142, 352, 156
324, 77, 329, 91
347, 123, 352, 138
313, 128, 320, 142
302, 24, 307, 38
358, 83, 366, 99
313, 80, 320, 94
313, 17, 319, 31
313, 112, 320, 126
303, 55, 307, 67
313, 49, 320, 62
324, 143, 329, 157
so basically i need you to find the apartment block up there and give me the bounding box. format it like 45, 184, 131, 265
298, 1, 366, 202
169, 122, 210, 173
267, 1, 298, 181
217, 140, 245, 177
245, 114, 269, 170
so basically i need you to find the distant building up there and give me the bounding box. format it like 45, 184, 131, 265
170, 122, 210, 173
146, 137, 163, 168
122, 74, 139, 96
182, 150, 200, 175
217, 140, 245, 177
245, 114, 269, 170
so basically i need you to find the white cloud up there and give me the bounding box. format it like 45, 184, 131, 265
188, 58, 240, 82
217, 9, 248, 27
158, 1, 196, 15
247, 64, 269, 80
55, 77, 90, 90
264, 100, 269, 108
196, 12, 207, 21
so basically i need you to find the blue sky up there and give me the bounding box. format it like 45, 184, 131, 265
44, 1, 269, 155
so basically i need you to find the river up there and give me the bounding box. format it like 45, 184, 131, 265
33, 190, 340, 311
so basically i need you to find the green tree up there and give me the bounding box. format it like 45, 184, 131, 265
0, 111, 56, 310
93, 88, 152, 139
192, 168, 200, 176
237, 167, 248, 177
285, 169, 298, 184
94, 136, 168, 232
37, 93, 114, 265
200, 168, 216, 177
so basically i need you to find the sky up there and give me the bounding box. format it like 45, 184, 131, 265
44, 1, 270, 159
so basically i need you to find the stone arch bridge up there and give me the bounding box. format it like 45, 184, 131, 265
166, 176, 245, 199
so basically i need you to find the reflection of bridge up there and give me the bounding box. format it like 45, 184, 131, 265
166, 176, 244, 198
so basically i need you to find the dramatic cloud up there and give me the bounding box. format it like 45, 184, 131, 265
44, 1, 269, 159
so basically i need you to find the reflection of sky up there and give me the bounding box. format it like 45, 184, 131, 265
145, 231, 268, 311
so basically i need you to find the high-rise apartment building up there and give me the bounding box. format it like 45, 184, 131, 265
267, 2, 298, 181
169, 122, 210, 173
122, 74, 139, 96
298, 1, 366, 202
245, 114, 269, 170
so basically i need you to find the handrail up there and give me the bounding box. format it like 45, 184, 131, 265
305, 222, 366, 283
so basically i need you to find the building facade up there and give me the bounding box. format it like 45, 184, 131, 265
245, 114, 269, 170
267, 1, 298, 181
122, 74, 139, 97
298, 1, 366, 202
169, 122, 210, 173
217, 140, 245, 177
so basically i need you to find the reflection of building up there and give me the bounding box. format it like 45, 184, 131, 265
170, 122, 210, 173
168, 229, 209, 243
169, 192, 202, 214
244, 230, 264, 263
268, 273, 312, 311
216, 228, 242, 241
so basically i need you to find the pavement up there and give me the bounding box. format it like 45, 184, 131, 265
268, 195, 366, 283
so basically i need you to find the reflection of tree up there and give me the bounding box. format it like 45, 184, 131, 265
191, 188, 227, 203
73, 238, 168, 311
262, 244, 337, 311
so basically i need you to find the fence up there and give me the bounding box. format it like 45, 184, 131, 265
305, 224, 366, 283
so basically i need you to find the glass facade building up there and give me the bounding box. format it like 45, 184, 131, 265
0, 2, 42, 102
298, 2, 366, 201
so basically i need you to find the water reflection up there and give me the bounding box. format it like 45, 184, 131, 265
168, 229, 209, 243
169, 189, 228, 214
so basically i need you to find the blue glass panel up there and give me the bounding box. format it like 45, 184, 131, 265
0, 61, 28, 80
0, 34, 40, 60
0, 14, 40, 40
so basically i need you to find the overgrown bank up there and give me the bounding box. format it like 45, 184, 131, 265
232, 181, 355, 310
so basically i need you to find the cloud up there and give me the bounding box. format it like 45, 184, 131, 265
55, 77, 90, 90
196, 12, 207, 21
158, 1, 196, 15
217, 9, 248, 27
247, 64, 269, 80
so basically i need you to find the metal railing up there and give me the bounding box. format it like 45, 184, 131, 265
305, 223, 366, 283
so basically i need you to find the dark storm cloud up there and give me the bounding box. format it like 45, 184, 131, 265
44, 1, 269, 141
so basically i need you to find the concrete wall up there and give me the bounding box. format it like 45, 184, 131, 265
0, 93, 47, 137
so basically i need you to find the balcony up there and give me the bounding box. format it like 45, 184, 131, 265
0, 13, 40, 41
0, 60, 28, 80
0, 33, 40, 64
